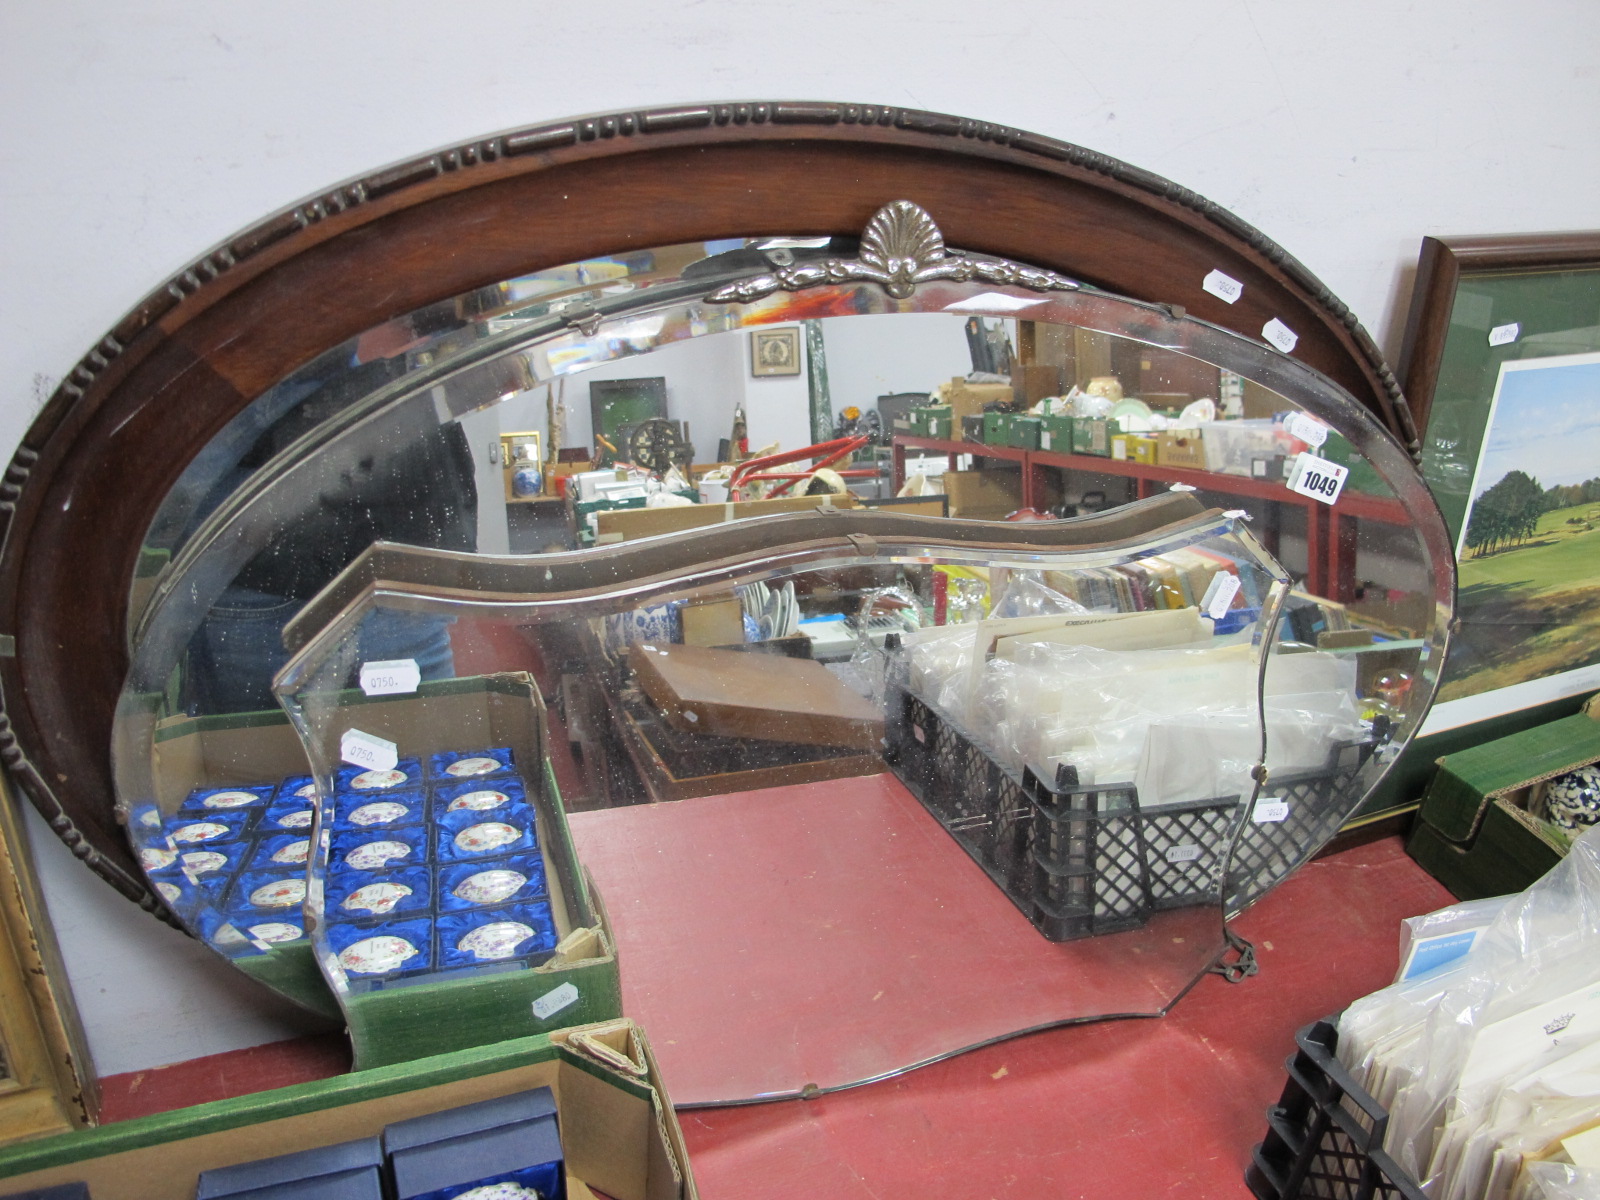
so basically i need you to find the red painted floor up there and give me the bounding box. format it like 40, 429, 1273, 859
97, 832, 1449, 1198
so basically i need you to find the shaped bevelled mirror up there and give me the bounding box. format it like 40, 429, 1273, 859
1, 106, 1451, 1102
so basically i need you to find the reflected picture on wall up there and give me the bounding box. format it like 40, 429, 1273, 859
751, 327, 800, 376
1441, 350, 1600, 708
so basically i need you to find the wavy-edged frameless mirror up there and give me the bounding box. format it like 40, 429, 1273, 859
0, 105, 1451, 1103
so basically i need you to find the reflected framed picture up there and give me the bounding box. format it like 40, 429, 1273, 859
1398, 231, 1600, 733
750, 327, 800, 376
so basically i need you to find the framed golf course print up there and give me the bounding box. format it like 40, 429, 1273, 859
1399, 231, 1600, 735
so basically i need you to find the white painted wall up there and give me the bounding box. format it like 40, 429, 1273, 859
4, 1, 1599, 1075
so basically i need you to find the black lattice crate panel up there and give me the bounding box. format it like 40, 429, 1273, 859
1140, 801, 1241, 910
883, 688, 939, 798
1227, 741, 1370, 912
1247, 1020, 1425, 1200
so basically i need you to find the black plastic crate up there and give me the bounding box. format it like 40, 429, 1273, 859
1248, 1020, 1426, 1200
882, 685, 1369, 941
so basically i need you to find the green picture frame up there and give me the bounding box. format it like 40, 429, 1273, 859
1397, 230, 1600, 736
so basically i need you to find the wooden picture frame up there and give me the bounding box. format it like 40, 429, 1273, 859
0, 100, 1420, 912
750, 327, 800, 376
1397, 230, 1600, 736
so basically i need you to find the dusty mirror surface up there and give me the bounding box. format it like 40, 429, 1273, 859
109, 214, 1451, 1100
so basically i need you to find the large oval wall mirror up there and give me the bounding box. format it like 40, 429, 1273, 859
0, 104, 1452, 1103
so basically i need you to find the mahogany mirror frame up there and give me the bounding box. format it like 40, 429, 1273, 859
0, 100, 1419, 916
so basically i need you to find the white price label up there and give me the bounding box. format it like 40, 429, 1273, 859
1488, 321, 1521, 347
1262, 318, 1299, 354
1283, 412, 1328, 448
359, 658, 421, 697
1253, 796, 1290, 824
1202, 269, 1244, 304
1165, 843, 1203, 864
1201, 571, 1242, 619
532, 982, 580, 1020
339, 728, 398, 772
1286, 452, 1349, 505
1041, 431, 1053, 450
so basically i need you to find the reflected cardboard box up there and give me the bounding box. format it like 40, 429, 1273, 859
142, 675, 621, 1070
941, 468, 1022, 520
0, 1020, 694, 1200
1153, 430, 1205, 470
938, 377, 1016, 425
1407, 705, 1600, 899
593, 492, 857, 544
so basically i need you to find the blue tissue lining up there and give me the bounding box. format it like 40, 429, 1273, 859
436, 854, 548, 912
436, 902, 557, 970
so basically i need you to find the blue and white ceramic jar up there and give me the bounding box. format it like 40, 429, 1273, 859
1544, 764, 1600, 833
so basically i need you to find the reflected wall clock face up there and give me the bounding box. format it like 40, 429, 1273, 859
201, 790, 258, 808
453, 822, 519, 854
339, 935, 418, 975
250, 878, 306, 908
344, 840, 411, 870
446, 757, 504, 778
447, 790, 509, 812
453, 869, 527, 905
342, 882, 412, 915
249, 922, 302, 943
349, 801, 409, 826
458, 920, 534, 961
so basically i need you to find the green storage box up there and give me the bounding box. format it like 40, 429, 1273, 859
1407, 711, 1600, 898
910, 405, 953, 440
0, 1020, 695, 1200
1037, 414, 1074, 454
1007, 416, 1043, 449
1072, 417, 1118, 457
981, 411, 1011, 445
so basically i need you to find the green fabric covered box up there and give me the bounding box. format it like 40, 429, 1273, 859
1406, 710, 1600, 898
1006, 416, 1042, 450
1071, 417, 1118, 457
0, 1021, 695, 1200
1036, 415, 1074, 454
981, 411, 1011, 446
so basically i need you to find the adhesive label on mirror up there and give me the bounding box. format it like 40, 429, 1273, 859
360, 658, 421, 696
1201, 571, 1242, 619
1202, 269, 1244, 304
1286, 453, 1348, 505
1165, 843, 1202, 864
1262, 318, 1299, 354
1253, 796, 1290, 823
341, 728, 398, 772
1488, 321, 1521, 347
1283, 412, 1328, 448
532, 981, 580, 1020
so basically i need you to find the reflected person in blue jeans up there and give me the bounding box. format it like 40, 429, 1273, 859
182, 316, 477, 714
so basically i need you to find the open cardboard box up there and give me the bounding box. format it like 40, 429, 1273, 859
1407, 700, 1600, 899
144, 675, 621, 1069
0, 1020, 695, 1200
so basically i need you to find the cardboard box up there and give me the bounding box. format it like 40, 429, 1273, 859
1072, 417, 1117, 457
940, 378, 1015, 424
1114, 434, 1159, 465
909, 405, 953, 439
195, 1137, 383, 1199
1154, 430, 1205, 470
0, 1021, 695, 1200
1036, 415, 1074, 454
1007, 416, 1043, 450
677, 596, 745, 647
942, 469, 1022, 520
981, 411, 1010, 445
1407, 711, 1600, 898
594, 492, 857, 543
139, 676, 622, 1070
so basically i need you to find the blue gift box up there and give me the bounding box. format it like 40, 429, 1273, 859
336, 758, 425, 795
437, 901, 558, 970
428, 747, 516, 782
260, 800, 318, 833
434, 809, 537, 864
136, 843, 185, 875
326, 916, 434, 980
334, 790, 427, 833
436, 854, 547, 913
276, 775, 321, 804
390, 1113, 563, 1200
177, 841, 249, 881
196, 910, 265, 959
0, 1183, 93, 1199
383, 1086, 557, 1153
431, 776, 528, 818
327, 866, 431, 920
238, 915, 306, 948
331, 827, 428, 875
196, 1134, 384, 1200
150, 874, 206, 918
164, 811, 254, 847
226, 869, 309, 920
247, 833, 315, 874
178, 783, 275, 815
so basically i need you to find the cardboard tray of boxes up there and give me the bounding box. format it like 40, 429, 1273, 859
1407, 700, 1600, 899
0, 1020, 695, 1200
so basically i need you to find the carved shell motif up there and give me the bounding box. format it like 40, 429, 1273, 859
705, 200, 1078, 304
